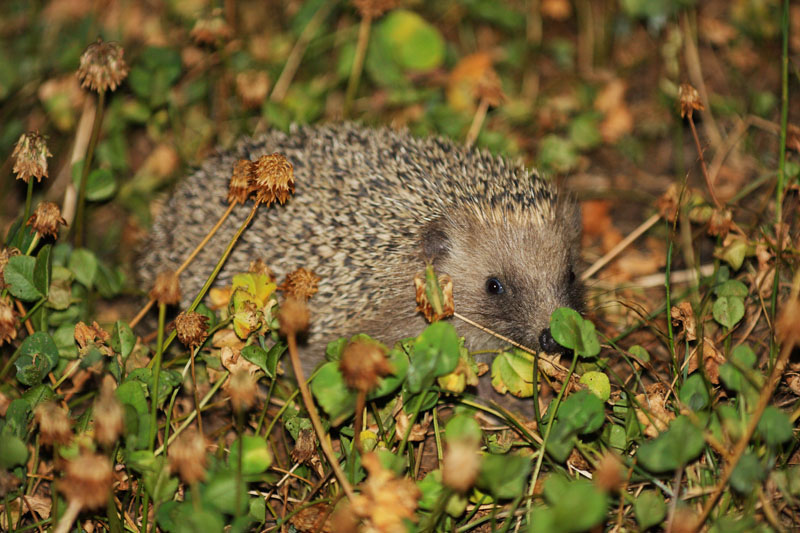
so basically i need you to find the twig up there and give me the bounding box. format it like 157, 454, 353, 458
687, 113, 722, 209
465, 98, 490, 147
344, 12, 372, 117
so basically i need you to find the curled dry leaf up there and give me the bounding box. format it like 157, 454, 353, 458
687, 337, 726, 385
670, 302, 697, 342
634, 383, 674, 439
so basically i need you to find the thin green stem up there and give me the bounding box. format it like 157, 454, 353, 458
23, 178, 34, 222
74, 89, 106, 248
148, 303, 167, 451
343, 15, 372, 117
396, 391, 426, 458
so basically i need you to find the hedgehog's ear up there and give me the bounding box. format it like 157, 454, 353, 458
420, 217, 450, 263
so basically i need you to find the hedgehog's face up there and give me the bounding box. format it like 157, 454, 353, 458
421, 201, 583, 355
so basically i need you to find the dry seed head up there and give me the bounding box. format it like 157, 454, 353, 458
291, 428, 317, 464
190, 9, 232, 45
592, 452, 625, 492
280, 267, 320, 301
34, 402, 73, 446
352, 0, 398, 19
0, 247, 21, 291
59, 451, 114, 509
248, 259, 275, 281
475, 68, 505, 107
169, 428, 208, 484
339, 340, 392, 392
228, 159, 254, 205
12, 132, 52, 183
74, 320, 110, 349
227, 369, 258, 412
251, 153, 294, 206
351, 452, 421, 531
678, 83, 704, 119
26, 202, 67, 239
149, 270, 182, 306
0, 296, 19, 346
708, 208, 733, 238
442, 439, 481, 493
93, 375, 124, 447
235, 70, 270, 109
77, 38, 129, 93
279, 297, 310, 336
174, 311, 210, 348
414, 270, 454, 323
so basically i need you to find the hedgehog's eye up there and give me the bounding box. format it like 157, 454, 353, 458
486, 277, 505, 295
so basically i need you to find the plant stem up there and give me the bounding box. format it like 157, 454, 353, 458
343, 14, 372, 117
148, 303, 167, 451
23, 178, 34, 222
74, 89, 106, 248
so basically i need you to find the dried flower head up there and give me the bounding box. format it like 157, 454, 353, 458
174, 311, 210, 348
12, 132, 52, 183
251, 153, 294, 206
679, 83, 704, 119
190, 9, 232, 45
656, 183, 681, 223
339, 340, 392, 392
169, 428, 208, 484
280, 267, 320, 301
351, 452, 421, 531
0, 296, 19, 346
414, 267, 454, 322
248, 259, 275, 281
442, 438, 481, 493
227, 369, 258, 412
228, 159, 254, 205
0, 248, 21, 291
708, 208, 733, 239
74, 321, 111, 349
235, 70, 270, 109
59, 451, 113, 509
149, 270, 181, 306
77, 38, 129, 93
475, 68, 505, 108
593, 452, 625, 492
34, 402, 73, 446
291, 428, 317, 464
352, 0, 398, 19
26, 202, 67, 239
278, 297, 310, 336
93, 375, 124, 447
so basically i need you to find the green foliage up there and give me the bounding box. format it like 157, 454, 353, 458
550, 308, 601, 357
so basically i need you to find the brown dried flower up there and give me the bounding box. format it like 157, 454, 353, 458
0, 248, 21, 291
77, 38, 129, 93
291, 428, 317, 464
228, 159, 254, 205
235, 70, 270, 109
227, 369, 258, 412
442, 438, 481, 493
149, 270, 181, 306
0, 297, 19, 346
59, 451, 114, 509
93, 375, 124, 447
190, 10, 232, 45
12, 132, 52, 183
352, 0, 398, 19
248, 259, 275, 281
27, 202, 67, 239
251, 154, 295, 206
280, 267, 320, 301
35, 402, 73, 446
339, 340, 393, 392
351, 452, 421, 531
678, 83, 704, 119
593, 452, 625, 492
414, 267, 454, 322
74, 321, 111, 349
656, 183, 681, 223
169, 429, 208, 484
174, 311, 210, 348
708, 208, 733, 239
670, 302, 697, 342
279, 297, 310, 336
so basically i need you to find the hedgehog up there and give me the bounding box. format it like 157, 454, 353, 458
138, 123, 583, 412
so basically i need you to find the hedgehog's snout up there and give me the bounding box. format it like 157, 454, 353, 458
539, 327, 569, 355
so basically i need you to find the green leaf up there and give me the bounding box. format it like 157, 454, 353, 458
111, 321, 136, 360
406, 322, 460, 394
679, 373, 710, 411
730, 451, 766, 494
558, 390, 605, 434
377, 10, 445, 72
15, 332, 60, 386
629, 345, 651, 363
543, 476, 609, 531
229, 435, 273, 475
72, 167, 117, 201
444, 415, 483, 444
537, 135, 578, 174
203, 472, 249, 516
638, 416, 705, 473
33, 244, 51, 297
241, 345, 271, 377
68, 248, 98, 288
756, 406, 793, 446
310, 361, 356, 425
491, 350, 534, 397
368, 343, 409, 400
579, 371, 611, 401
4, 255, 43, 301
712, 295, 744, 329
2, 399, 32, 439
549, 307, 600, 357
634, 490, 666, 529
568, 112, 603, 151
0, 435, 29, 468
477, 453, 531, 500
22, 384, 56, 409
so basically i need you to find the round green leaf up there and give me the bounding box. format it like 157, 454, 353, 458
0, 435, 29, 468
713, 295, 744, 329
68, 248, 98, 288
310, 361, 356, 425
477, 453, 531, 500
549, 307, 600, 357
638, 416, 705, 473
229, 435, 273, 475
634, 490, 666, 529
491, 350, 535, 397
4, 255, 42, 301
378, 10, 445, 72
579, 371, 611, 402
14, 332, 59, 386
730, 451, 766, 494
549, 477, 609, 531
444, 414, 483, 444
757, 406, 793, 446
679, 373, 710, 411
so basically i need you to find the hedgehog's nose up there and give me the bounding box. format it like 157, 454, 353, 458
539, 328, 569, 355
